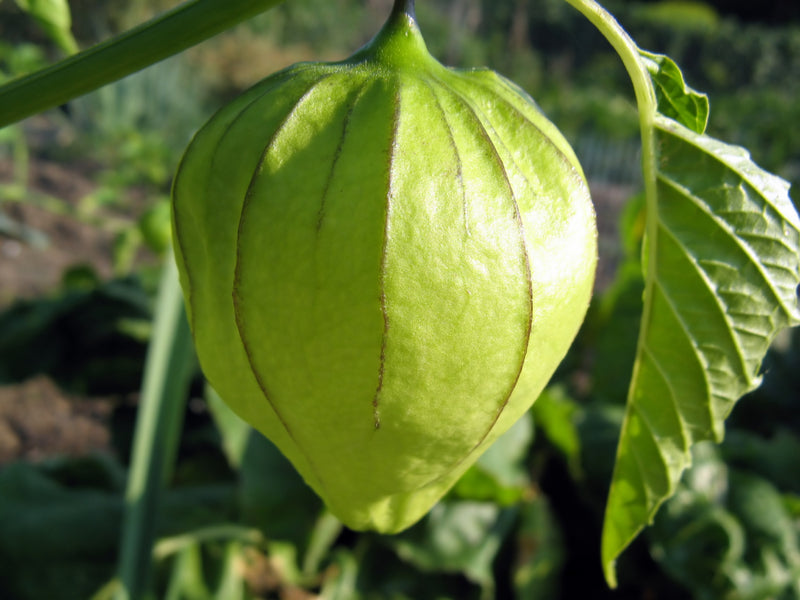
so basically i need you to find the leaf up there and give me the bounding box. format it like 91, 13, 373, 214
0, 460, 235, 600
601, 111, 800, 585
388, 501, 517, 597
474, 411, 533, 489
206, 384, 251, 470
532, 386, 582, 476
213, 542, 250, 600
513, 495, 565, 600
207, 382, 323, 551
0, 275, 152, 394
301, 510, 343, 579
238, 431, 323, 548
649, 446, 800, 600
0, 0, 285, 127
163, 542, 211, 600
452, 411, 534, 505
159, 539, 249, 600
590, 261, 646, 405
318, 549, 360, 600
14, 0, 78, 54
639, 50, 708, 134
723, 429, 800, 495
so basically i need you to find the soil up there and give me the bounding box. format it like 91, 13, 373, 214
0, 158, 116, 306
0, 149, 120, 464
0, 375, 113, 464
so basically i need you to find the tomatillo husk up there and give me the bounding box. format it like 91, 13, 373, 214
172, 1, 596, 533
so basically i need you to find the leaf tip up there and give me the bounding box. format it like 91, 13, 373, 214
600, 507, 626, 589
603, 560, 618, 589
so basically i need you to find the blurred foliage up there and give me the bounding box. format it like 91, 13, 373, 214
0, 0, 798, 598
0, 271, 152, 394
2, 166, 797, 599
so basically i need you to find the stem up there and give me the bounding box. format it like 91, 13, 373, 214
0, 0, 284, 128
115, 255, 196, 600
560, 0, 659, 588
153, 525, 265, 561
392, 0, 416, 19
302, 510, 343, 579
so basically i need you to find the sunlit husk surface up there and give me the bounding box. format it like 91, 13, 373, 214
172, 10, 596, 532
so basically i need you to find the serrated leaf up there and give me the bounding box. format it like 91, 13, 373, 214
601, 114, 800, 586
640, 50, 708, 134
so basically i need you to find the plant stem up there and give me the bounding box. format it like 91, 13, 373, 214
560, 0, 659, 589
115, 256, 196, 600
392, 0, 416, 20
0, 0, 284, 128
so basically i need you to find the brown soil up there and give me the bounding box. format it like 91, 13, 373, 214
0, 158, 116, 306
0, 375, 113, 465
1, 150, 120, 463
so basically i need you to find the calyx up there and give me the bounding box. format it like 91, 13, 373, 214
172, 0, 597, 532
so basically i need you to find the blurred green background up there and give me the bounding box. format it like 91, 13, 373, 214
0, 1, 798, 598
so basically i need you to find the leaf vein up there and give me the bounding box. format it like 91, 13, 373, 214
657, 173, 798, 318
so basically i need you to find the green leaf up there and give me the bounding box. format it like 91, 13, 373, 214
474, 411, 533, 489
649, 445, 800, 600
0, 462, 121, 598
238, 431, 323, 548
301, 511, 343, 579
207, 383, 323, 550
163, 542, 211, 600
639, 50, 708, 134
513, 495, 565, 599
601, 114, 800, 585
723, 429, 800, 495
0, 275, 151, 394
532, 386, 582, 475
0, 459, 235, 600
452, 411, 534, 504
116, 258, 197, 600
212, 542, 250, 600
318, 549, 360, 600
0, 0, 285, 127
205, 385, 250, 470
589, 261, 646, 406
15, 0, 79, 54
160, 539, 250, 600
389, 501, 517, 597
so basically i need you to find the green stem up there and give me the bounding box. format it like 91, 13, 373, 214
115, 255, 196, 600
302, 510, 343, 579
0, 0, 284, 128
392, 0, 416, 19
561, 0, 659, 588
153, 525, 265, 561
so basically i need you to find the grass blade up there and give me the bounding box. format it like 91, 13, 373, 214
0, 0, 284, 127
115, 255, 195, 600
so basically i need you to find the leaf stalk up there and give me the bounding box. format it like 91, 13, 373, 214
560, 0, 659, 588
